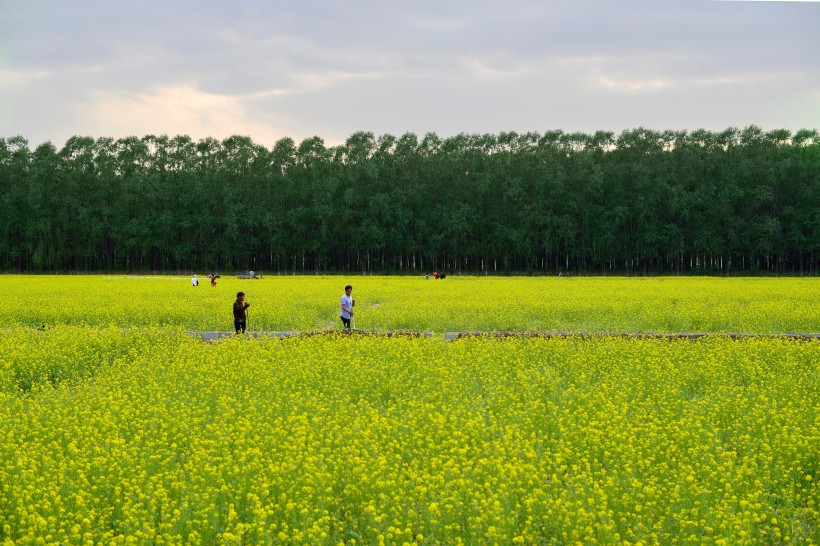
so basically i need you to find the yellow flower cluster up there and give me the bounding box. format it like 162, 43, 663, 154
0, 275, 818, 333
0, 329, 817, 544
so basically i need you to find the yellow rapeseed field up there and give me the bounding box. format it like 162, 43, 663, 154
0, 329, 818, 545
0, 276, 817, 544
0, 275, 818, 333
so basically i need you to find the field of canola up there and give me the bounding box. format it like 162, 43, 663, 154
0, 275, 819, 333
0, 276, 818, 544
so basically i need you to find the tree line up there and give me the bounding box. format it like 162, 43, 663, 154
1, 127, 818, 275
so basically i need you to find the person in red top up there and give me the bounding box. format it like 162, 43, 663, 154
233, 292, 250, 334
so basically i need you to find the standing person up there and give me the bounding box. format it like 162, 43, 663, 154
191, 274, 199, 287
233, 292, 250, 334
210, 274, 218, 287
340, 285, 355, 329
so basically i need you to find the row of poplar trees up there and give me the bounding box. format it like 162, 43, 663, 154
1, 127, 818, 275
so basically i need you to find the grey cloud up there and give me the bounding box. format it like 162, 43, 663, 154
1, 0, 818, 147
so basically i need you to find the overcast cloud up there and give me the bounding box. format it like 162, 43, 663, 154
1, 0, 818, 148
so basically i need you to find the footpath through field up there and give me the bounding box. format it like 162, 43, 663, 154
194, 330, 820, 341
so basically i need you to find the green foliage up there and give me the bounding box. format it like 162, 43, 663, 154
1, 128, 818, 274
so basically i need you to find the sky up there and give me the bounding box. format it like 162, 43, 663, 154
1, 0, 819, 149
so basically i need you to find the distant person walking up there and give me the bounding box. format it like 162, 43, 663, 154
191, 274, 199, 287
209, 274, 218, 287
233, 292, 250, 334
340, 285, 355, 329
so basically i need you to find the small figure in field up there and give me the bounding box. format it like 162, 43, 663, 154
433, 271, 439, 279
340, 285, 355, 329
209, 274, 219, 287
191, 274, 199, 287
425, 273, 429, 280
233, 292, 250, 334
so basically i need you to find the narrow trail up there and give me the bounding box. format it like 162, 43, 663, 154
194, 330, 820, 341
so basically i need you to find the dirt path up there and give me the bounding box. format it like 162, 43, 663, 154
195, 330, 820, 341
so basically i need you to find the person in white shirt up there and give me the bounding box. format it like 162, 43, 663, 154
340, 285, 355, 329
191, 274, 199, 287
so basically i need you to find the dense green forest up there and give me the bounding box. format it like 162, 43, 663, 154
1, 127, 818, 275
